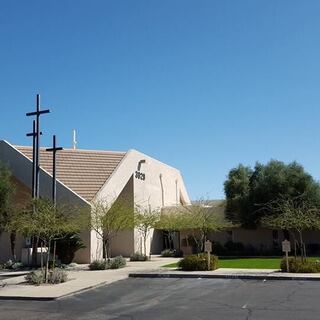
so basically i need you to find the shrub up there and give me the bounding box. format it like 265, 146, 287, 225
89, 260, 108, 270
280, 257, 320, 273
25, 270, 45, 286
307, 243, 320, 255
161, 249, 184, 258
130, 252, 149, 261
3, 260, 24, 270
25, 268, 68, 285
178, 253, 218, 271
48, 268, 68, 284
109, 256, 126, 269
224, 241, 244, 254
212, 242, 227, 256
55, 233, 86, 264
11, 262, 24, 270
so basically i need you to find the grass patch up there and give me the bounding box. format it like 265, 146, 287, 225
162, 257, 320, 269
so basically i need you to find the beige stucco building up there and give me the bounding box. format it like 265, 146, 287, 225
0, 140, 191, 263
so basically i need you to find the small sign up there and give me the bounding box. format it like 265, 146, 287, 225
25, 237, 31, 246
282, 240, 291, 253
205, 240, 212, 253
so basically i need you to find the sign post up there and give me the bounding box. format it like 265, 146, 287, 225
282, 240, 291, 272
204, 240, 212, 271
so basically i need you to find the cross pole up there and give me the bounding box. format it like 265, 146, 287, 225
26, 120, 42, 198
46, 135, 63, 205
26, 94, 50, 198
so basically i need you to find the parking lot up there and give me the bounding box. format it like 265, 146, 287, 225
0, 278, 319, 319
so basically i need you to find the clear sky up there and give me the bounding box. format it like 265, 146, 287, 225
1, 1, 320, 200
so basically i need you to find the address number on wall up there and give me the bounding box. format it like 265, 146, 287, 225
135, 171, 145, 181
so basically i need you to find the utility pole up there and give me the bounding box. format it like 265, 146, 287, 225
26, 94, 50, 198
46, 135, 63, 205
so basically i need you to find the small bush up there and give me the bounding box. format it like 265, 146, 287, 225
307, 243, 320, 255
109, 256, 126, 269
130, 252, 149, 261
89, 260, 108, 270
55, 233, 86, 264
48, 268, 68, 284
25, 270, 45, 286
212, 242, 227, 256
224, 241, 244, 254
280, 257, 320, 273
11, 262, 24, 270
161, 249, 184, 258
3, 260, 24, 270
178, 253, 218, 271
25, 268, 68, 285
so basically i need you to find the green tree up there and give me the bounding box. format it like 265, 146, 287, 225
158, 201, 232, 253
0, 163, 16, 260
91, 199, 133, 260
134, 206, 160, 256
181, 201, 232, 253
224, 160, 320, 227
8, 199, 85, 282
156, 208, 187, 249
224, 164, 252, 224
262, 197, 320, 261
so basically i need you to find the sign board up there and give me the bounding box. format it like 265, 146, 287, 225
25, 237, 31, 246
204, 240, 212, 253
282, 240, 291, 253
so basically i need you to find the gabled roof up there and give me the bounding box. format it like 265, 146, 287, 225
15, 146, 126, 202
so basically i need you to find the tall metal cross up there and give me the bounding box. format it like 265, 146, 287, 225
26, 120, 42, 198
46, 135, 63, 205
26, 94, 50, 198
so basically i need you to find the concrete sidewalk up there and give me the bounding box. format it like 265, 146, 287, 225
0, 257, 180, 300
129, 267, 320, 281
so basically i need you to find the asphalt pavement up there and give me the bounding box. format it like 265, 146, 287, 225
0, 278, 319, 319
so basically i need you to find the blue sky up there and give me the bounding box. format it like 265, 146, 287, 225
1, 1, 320, 200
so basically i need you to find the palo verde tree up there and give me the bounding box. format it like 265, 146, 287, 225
9, 198, 85, 282
180, 200, 232, 253
0, 162, 17, 260
156, 208, 187, 249
262, 197, 320, 261
157, 201, 232, 253
134, 205, 160, 256
91, 198, 133, 260
224, 160, 320, 228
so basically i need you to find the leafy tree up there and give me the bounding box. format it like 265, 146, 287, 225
224, 160, 320, 227
0, 163, 16, 260
134, 206, 160, 256
8, 199, 85, 282
181, 201, 232, 253
262, 197, 320, 261
156, 208, 187, 249
91, 198, 133, 260
224, 164, 252, 224
159, 201, 232, 253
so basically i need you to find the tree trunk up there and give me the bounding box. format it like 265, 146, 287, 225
45, 240, 51, 283
103, 239, 111, 261
40, 242, 44, 269
143, 235, 147, 256
52, 241, 56, 269
10, 232, 16, 261
32, 236, 39, 267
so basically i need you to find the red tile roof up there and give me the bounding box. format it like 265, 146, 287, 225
15, 146, 126, 201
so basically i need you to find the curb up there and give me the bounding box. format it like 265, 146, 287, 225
0, 278, 127, 301
128, 272, 320, 281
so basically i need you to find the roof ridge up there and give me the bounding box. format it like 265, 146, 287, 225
14, 145, 126, 154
